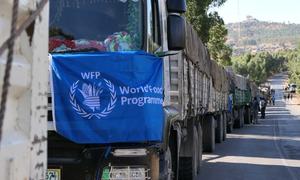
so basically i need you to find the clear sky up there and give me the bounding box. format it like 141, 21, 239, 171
213, 0, 300, 24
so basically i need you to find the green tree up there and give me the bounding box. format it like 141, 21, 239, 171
207, 17, 232, 66
232, 53, 251, 76
186, 0, 227, 44
186, 0, 232, 66
286, 50, 300, 92
247, 55, 267, 84
232, 52, 287, 85
297, 42, 300, 51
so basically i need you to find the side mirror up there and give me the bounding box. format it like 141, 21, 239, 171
167, 15, 186, 51
167, 0, 186, 13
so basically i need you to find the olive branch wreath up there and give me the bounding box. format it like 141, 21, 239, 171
69, 79, 117, 119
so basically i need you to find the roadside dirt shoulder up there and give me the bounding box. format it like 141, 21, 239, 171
285, 93, 300, 117
288, 93, 300, 105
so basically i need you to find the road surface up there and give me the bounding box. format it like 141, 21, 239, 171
198, 73, 300, 180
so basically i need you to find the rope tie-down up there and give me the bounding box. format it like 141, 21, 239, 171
0, 0, 49, 144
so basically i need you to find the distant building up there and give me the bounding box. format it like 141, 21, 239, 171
246, 16, 258, 22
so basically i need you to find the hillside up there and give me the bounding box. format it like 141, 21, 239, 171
227, 16, 300, 56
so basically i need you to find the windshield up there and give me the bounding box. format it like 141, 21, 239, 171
49, 0, 143, 53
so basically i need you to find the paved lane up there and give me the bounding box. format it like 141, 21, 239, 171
198, 73, 300, 180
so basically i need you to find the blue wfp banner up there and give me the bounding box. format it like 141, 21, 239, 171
50, 51, 164, 144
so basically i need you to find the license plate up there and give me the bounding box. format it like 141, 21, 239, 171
47, 168, 61, 180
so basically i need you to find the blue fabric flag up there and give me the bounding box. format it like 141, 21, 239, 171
50, 51, 164, 144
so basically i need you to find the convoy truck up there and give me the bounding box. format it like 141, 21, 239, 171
0, 0, 258, 180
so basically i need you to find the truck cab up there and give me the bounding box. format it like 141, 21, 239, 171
48, 0, 186, 179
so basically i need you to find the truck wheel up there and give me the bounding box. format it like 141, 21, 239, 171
179, 127, 198, 180
240, 108, 245, 127
227, 122, 233, 133
178, 157, 192, 180
215, 114, 223, 143
244, 107, 251, 124
227, 114, 233, 133
159, 147, 173, 180
192, 127, 199, 179
202, 116, 215, 152
233, 109, 240, 128
197, 123, 203, 173
234, 108, 244, 128
223, 113, 227, 141
250, 111, 254, 124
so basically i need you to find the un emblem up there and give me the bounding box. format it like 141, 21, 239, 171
69, 79, 117, 119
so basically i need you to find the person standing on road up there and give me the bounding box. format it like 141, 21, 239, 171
272, 95, 275, 105
260, 98, 266, 119
288, 93, 290, 100
252, 97, 259, 123
284, 94, 287, 101
291, 93, 293, 100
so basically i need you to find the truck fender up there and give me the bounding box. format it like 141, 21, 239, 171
161, 106, 181, 152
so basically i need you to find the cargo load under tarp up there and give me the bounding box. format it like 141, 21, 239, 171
209, 60, 229, 93
221, 68, 230, 93
225, 67, 248, 90
50, 51, 164, 144
250, 82, 258, 97
185, 23, 211, 76
210, 60, 223, 92
234, 74, 248, 90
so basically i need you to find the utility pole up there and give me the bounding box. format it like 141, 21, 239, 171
237, 0, 241, 47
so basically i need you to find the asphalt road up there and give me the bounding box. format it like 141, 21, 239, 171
198, 73, 300, 180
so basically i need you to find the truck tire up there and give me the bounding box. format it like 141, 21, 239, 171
250, 111, 254, 124
244, 107, 251, 124
215, 114, 223, 143
178, 157, 193, 180
159, 147, 173, 180
234, 108, 244, 128
240, 108, 245, 127
223, 113, 227, 141
227, 121, 233, 133
179, 127, 198, 180
197, 123, 203, 173
202, 116, 215, 152
233, 109, 240, 128
227, 114, 234, 133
